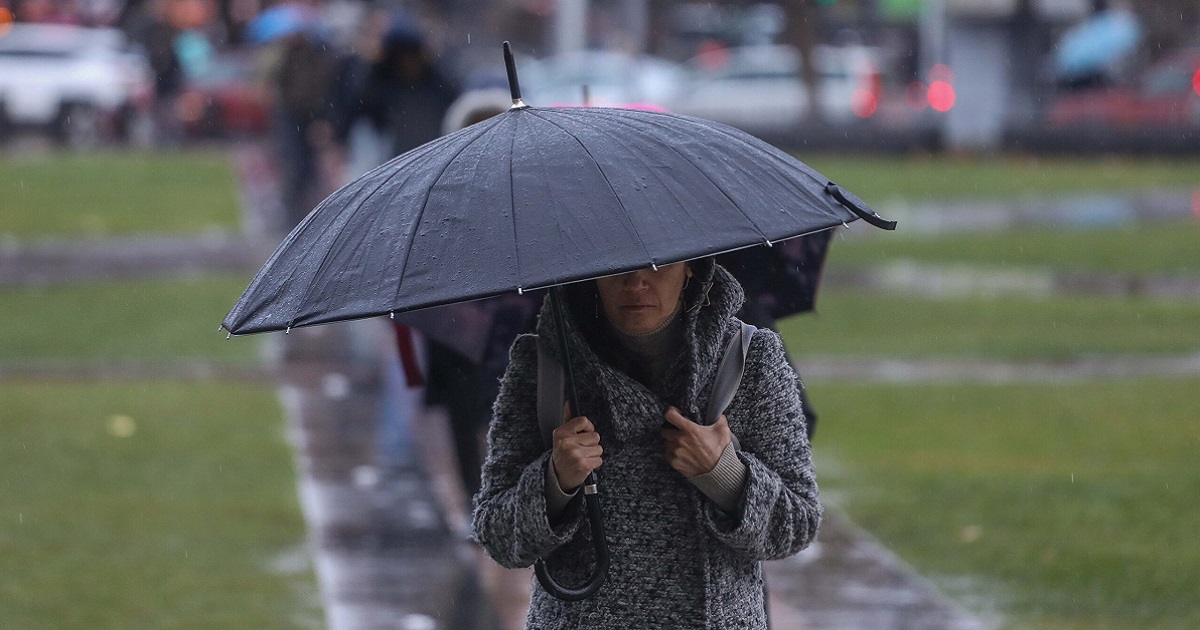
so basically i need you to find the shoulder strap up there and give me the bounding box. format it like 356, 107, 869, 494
535, 334, 565, 450
704, 322, 758, 426
535, 322, 757, 448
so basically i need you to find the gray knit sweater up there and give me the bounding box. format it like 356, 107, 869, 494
472, 261, 821, 629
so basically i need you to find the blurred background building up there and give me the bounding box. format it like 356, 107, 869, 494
1, 0, 1198, 154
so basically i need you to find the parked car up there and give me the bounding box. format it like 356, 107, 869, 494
1046, 46, 1200, 129
175, 50, 270, 139
668, 44, 883, 133
0, 24, 153, 147
520, 50, 687, 108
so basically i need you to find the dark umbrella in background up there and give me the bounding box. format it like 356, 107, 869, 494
223, 42, 894, 600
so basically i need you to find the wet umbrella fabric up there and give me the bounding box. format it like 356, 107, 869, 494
222, 105, 888, 336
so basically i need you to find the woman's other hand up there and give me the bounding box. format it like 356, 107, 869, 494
662, 406, 732, 478
551, 414, 603, 491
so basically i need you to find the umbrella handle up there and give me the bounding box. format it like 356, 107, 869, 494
534, 485, 610, 600
826, 182, 897, 230
533, 287, 610, 600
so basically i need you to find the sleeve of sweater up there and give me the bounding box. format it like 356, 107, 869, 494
700, 328, 822, 561
471, 334, 584, 569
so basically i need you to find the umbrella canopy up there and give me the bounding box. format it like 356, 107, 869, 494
246, 3, 319, 44
223, 106, 889, 335
1054, 9, 1142, 80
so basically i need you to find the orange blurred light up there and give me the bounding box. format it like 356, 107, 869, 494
927, 80, 955, 112
0, 8, 14, 36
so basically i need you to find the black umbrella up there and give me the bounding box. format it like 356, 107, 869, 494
223, 43, 894, 599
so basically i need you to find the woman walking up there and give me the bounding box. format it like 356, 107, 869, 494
472, 256, 821, 628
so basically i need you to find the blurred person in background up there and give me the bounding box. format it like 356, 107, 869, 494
332, 12, 458, 161
268, 23, 336, 228
140, 0, 185, 146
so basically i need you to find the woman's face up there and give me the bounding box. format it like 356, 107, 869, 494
595, 262, 690, 334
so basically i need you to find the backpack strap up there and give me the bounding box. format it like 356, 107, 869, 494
534, 322, 758, 449
536, 334, 565, 450
704, 322, 758, 426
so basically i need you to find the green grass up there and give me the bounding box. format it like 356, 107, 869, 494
0, 151, 242, 238
826, 222, 1200, 276
0, 381, 318, 629
0, 276, 259, 363
810, 378, 1200, 630
802, 154, 1200, 202
778, 289, 1200, 360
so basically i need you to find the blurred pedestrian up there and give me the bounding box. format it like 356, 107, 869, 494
269, 27, 336, 228
334, 14, 458, 160
139, 0, 185, 147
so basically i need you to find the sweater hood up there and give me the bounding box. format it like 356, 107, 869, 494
534, 258, 746, 426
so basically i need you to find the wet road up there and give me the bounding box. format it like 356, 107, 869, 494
275, 318, 987, 630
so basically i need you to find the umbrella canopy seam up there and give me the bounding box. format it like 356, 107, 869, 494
625, 110, 848, 235
525, 109, 656, 271
506, 117, 524, 292
389, 115, 514, 311
260, 129, 485, 329
571, 108, 772, 246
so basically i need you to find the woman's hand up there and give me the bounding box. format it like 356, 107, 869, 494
551, 413, 603, 491
662, 406, 732, 478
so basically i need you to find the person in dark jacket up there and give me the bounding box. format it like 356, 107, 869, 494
473, 257, 821, 628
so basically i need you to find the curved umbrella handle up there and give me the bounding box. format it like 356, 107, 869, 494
826, 182, 897, 230
534, 287, 610, 600
534, 479, 610, 601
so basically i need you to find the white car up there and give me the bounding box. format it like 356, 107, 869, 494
0, 24, 153, 147
670, 44, 883, 132
520, 50, 687, 108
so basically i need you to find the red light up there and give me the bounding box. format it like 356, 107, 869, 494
1192, 68, 1200, 97
927, 80, 955, 112
851, 89, 877, 118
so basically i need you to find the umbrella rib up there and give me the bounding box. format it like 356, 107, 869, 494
606, 112, 768, 241
285, 144, 449, 325
290, 117, 507, 327
628, 109, 844, 234
526, 109, 655, 266
393, 115, 512, 308
506, 120, 523, 289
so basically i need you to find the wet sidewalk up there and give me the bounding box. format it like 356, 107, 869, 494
274, 314, 988, 630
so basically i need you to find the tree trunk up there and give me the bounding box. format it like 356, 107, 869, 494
781, 0, 823, 123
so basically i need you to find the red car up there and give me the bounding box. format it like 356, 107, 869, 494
1047, 46, 1200, 129
176, 51, 271, 138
